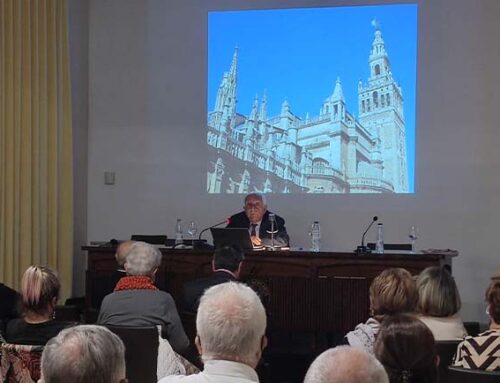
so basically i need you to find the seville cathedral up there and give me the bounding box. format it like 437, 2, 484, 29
207, 24, 409, 194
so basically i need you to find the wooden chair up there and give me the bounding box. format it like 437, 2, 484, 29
104, 325, 159, 383
435, 340, 460, 383
447, 366, 500, 382
0, 343, 44, 383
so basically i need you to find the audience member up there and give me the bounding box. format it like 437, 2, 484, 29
97, 241, 190, 355
416, 266, 467, 340
345, 268, 417, 354
39, 324, 128, 383
159, 281, 267, 382
227, 192, 289, 247
492, 266, 500, 282
6, 266, 74, 345
453, 280, 500, 371
0, 282, 20, 338
303, 345, 389, 383
183, 245, 244, 312
374, 314, 438, 383
115, 240, 135, 269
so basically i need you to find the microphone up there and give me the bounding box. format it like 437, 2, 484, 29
356, 216, 378, 254
198, 218, 231, 240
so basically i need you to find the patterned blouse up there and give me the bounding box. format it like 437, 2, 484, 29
452, 328, 500, 371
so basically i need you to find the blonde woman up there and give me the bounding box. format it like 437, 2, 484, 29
6, 266, 75, 345
416, 266, 467, 340
345, 268, 418, 354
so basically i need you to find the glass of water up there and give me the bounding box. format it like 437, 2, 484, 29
408, 225, 419, 253
187, 221, 197, 248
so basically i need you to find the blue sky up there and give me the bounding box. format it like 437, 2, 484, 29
208, 4, 418, 192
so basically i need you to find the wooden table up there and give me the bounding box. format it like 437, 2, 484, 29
83, 246, 454, 336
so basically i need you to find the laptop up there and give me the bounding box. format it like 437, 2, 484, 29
210, 227, 254, 250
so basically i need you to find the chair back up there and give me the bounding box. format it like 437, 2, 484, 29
0, 343, 44, 383
447, 366, 500, 383
104, 325, 159, 383
435, 340, 460, 383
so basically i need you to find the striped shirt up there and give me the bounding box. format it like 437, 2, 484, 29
452, 329, 500, 371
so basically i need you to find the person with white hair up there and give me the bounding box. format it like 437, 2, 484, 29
227, 193, 289, 247
304, 346, 389, 383
97, 241, 189, 355
159, 281, 267, 382
39, 324, 127, 383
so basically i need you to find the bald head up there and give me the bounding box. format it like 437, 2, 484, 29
115, 240, 135, 267
304, 346, 389, 383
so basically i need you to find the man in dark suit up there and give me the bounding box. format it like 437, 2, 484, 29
226, 193, 289, 247
183, 245, 245, 312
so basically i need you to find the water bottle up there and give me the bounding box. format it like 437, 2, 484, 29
311, 221, 321, 252
175, 218, 183, 245
375, 223, 384, 254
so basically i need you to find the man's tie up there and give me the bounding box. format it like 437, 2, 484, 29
250, 223, 257, 237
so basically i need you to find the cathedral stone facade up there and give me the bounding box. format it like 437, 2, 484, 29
207, 25, 409, 194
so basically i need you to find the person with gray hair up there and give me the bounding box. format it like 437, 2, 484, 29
98, 241, 189, 355
304, 346, 389, 383
416, 266, 467, 340
159, 281, 267, 382
227, 192, 289, 247
39, 324, 127, 383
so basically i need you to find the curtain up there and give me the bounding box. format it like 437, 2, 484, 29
0, 0, 73, 300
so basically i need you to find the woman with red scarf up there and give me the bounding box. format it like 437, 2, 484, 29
97, 241, 189, 355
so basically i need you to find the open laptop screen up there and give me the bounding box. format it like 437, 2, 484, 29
210, 228, 254, 250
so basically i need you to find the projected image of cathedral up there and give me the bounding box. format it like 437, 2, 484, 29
207, 25, 409, 194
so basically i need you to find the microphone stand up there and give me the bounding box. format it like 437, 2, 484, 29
267, 213, 278, 251
355, 216, 378, 254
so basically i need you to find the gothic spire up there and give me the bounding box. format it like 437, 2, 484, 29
331, 77, 345, 102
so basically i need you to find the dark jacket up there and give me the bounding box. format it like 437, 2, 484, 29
183, 271, 237, 312
227, 210, 289, 246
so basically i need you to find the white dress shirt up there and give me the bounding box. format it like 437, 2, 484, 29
158, 359, 259, 383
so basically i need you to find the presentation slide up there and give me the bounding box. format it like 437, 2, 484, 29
207, 4, 417, 194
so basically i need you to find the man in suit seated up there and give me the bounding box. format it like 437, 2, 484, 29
227, 192, 289, 247
183, 245, 244, 312
159, 282, 267, 383
40, 325, 128, 383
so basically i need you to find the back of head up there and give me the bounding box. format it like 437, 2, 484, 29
370, 268, 417, 317
486, 280, 500, 324
196, 281, 266, 367
304, 346, 389, 383
21, 266, 60, 315
213, 245, 244, 272
115, 240, 135, 267
41, 325, 126, 383
125, 241, 162, 276
374, 314, 437, 383
416, 266, 461, 317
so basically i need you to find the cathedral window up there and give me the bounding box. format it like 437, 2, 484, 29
373, 92, 378, 108
381, 94, 385, 107
386, 94, 391, 106
367, 99, 371, 112
375, 64, 381, 76
362, 100, 365, 113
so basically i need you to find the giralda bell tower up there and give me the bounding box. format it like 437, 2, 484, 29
358, 21, 408, 193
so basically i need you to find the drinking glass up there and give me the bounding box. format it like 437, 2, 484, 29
408, 225, 419, 253
187, 221, 197, 248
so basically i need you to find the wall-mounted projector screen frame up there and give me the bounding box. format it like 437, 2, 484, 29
207, 4, 417, 194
